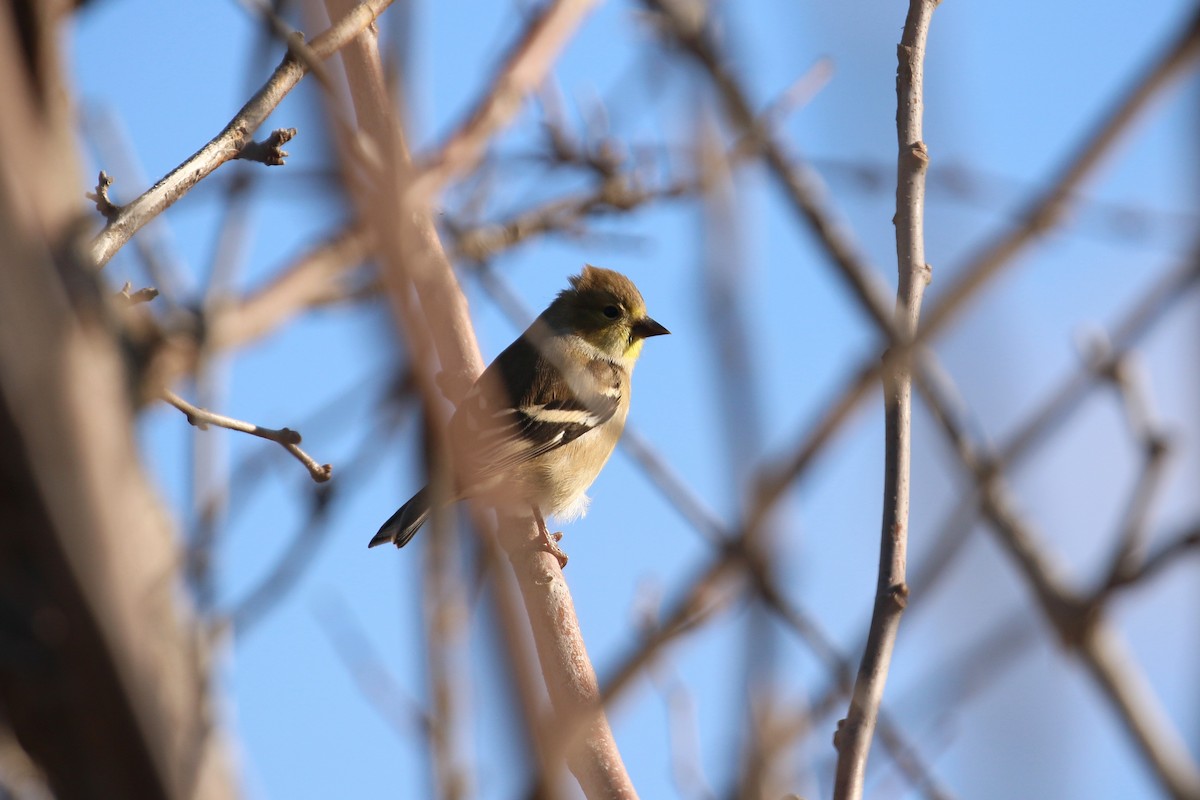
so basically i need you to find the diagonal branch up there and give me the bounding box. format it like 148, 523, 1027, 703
915, 340, 1200, 800
87, 0, 394, 269
323, 2, 636, 797
409, 0, 603, 203
162, 389, 332, 483
917, 7, 1200, 341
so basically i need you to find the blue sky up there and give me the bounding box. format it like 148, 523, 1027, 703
72, 1, 1199, 798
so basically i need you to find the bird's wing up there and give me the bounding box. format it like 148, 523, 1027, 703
451, 334, 622, 482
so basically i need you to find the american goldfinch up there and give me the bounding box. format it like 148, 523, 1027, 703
369, 265, 669, 566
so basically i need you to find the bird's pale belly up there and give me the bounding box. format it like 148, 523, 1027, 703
518, 414, 626, 521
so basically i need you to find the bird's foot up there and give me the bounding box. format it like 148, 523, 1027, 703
531, 506, 568, 569
540, 529, 568, 569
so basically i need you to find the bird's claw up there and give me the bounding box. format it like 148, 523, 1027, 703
542, 530, 568, 569
531, 507, 569, 569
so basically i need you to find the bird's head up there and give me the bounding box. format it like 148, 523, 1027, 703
546, 265, 669, 361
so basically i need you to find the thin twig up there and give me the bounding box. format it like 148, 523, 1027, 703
86, 170, 121, 221
162, 389, 332, 483
235, 127, 298, 165
1094, 348, 1174, 591
117, 281, 159, 305
833, 5, 937, 798
88, 0, 394, 268
451, 175, 694, 261
997, 256, 1200, 471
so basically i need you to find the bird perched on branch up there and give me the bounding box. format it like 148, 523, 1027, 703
369, 266, 669, 567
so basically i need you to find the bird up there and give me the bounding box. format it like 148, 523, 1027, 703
369, 265, 669, 567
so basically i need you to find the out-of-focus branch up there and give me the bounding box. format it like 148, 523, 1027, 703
1107, 523, 1200, 590
917, 6, 1200, 341
118, 280, 160, 305
315, 594, 435, 741
0, 3, 237, 795
644, 0, 894, 335
423, 501, 473, 800
451, 56, 832, 268
409, 0, 603, 202
162, 389, 333, 483
325, 1, 635, 796
998, 256, 1200, 471
206, 225, 371, 352
1090, 346, 1174, 591
451, 175, 694, 262
915, 341, 1200, 800
87, 0, 394, 268
833, 5, 937, 798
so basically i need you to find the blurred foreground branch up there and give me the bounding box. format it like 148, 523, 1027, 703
325, 1, 636, 797
0, 3, 237, 797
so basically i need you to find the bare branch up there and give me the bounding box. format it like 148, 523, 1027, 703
324, 2, 635, 796
207, 225, 371, 351
410, 0, 602, 201
87, 0, 395, 269
1108, 523, 1200, 591
833, 5, 937, 797
918, 7, 1200, 341
1091, 346, 1175, 591
234, 126, 298, 165
314, 594, 435, 741
915, 346, 1200, 800
162, 389, 332, 483
452, 175, 693, 262
117, 280, 160, 305
86, 169, 121, 221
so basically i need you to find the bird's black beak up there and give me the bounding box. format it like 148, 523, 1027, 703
632, 316, 670, 339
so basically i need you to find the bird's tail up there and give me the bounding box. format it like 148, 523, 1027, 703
368, 486, 432, 548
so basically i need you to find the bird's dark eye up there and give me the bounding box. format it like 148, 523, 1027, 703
602, 305, 621, 319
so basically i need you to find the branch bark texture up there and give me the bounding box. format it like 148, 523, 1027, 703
834, 3, 937, 797
88, 0, 394, 268
325, 2, 634, 797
